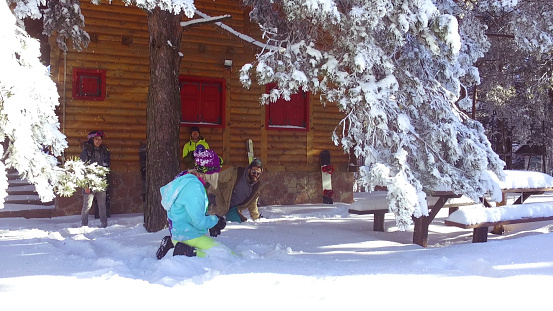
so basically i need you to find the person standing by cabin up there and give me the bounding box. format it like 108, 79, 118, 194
210, 159, 264, 223
156, 146, 228, 259
182, 126, 210, 169
80, 130, 110, 228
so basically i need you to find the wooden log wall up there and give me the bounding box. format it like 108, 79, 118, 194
50, 0, 351, 176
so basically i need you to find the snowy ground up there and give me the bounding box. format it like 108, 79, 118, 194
1, 192, 553, 310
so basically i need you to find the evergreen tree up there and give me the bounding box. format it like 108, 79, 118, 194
1, 0, 107, 208
467, 1, 553, 173
240, 0, 509, 228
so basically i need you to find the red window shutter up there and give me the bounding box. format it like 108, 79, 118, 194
269, 100, 286, 125
181, 82, 200, 122
79, 75, 101, 97
201, 83, 221, 124
179, 76, 225, 127
287, 92, 306, 127
265, 83, 309, 130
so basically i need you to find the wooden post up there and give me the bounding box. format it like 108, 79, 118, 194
413, 195, 449, 247
412, 216, 430, 247
373, 212, 385, 232
491, 192, 507, 235
473, 227, 489, 243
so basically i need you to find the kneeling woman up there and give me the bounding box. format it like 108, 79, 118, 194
156, 146, 227, 259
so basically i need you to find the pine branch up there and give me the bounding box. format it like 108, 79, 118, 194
180, 14, 232, 28
192, 10, 284, 52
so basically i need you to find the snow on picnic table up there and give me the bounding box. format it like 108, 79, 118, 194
446, 170, 553, 225
488, 170, 553, 190
352, 170, 553, 225
446, 201, 553, 225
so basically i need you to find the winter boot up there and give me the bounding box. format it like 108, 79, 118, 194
173, 242, 196, 257
156, 236, 174, 260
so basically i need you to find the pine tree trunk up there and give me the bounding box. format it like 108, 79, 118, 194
144, 8, 184, 232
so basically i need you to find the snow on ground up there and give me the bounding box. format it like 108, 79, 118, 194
1, 192, 553, 310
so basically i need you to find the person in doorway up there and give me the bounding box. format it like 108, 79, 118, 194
156, 146, 227, 259
210, 158, 263, 223
80, 130, 110, 228
182, 126, 210, 169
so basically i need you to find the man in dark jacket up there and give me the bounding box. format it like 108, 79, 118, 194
210, 159, 263, 222
80, 130, 110, 228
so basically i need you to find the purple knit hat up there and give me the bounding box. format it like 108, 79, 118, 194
194, 145, 221, 174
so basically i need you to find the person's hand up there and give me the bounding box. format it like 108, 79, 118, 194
209, 227, 220, 237
253, 214, 263, 222
209, 216, 226, 237
216, 216, 226, 230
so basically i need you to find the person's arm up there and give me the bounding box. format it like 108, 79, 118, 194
80, 145, 90, 193
213, 168, 237, 216
79, 146, 88, 162
104, 147, 111, 167
182, 142, 192, 158
245, 193, 261, 220
183, 180, 218, 231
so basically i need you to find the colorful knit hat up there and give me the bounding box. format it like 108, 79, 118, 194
87, 130, 105, 139
193, 145, 221, 174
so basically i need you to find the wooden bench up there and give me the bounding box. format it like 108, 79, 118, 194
348, 191, 476, 232
348, 191, 390, 231
349, 208, 389, 231
444, 202, 553, 243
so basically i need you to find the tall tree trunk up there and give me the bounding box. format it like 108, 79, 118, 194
144, 8, 184, 232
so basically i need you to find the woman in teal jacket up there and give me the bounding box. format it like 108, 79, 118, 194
156, 146, 226, 259
162, 173, 216, 241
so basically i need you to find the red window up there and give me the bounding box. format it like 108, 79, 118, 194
266, 84, 309, 130
72, 68, 106, 101
180, 76, 225, 126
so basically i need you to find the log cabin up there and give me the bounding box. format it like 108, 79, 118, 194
41, 0, 354, 217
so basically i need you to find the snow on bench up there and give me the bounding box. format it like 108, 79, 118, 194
444, 202, 553, 243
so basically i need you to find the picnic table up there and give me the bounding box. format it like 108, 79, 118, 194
415, 170, 553, 246
350, 170, 553, 247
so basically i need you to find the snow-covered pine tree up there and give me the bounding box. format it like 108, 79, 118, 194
239, 0, 511, 229
0, 0, 108, 208
464, 0, 553, 174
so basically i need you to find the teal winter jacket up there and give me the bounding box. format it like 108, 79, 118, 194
160, 173, 218, 241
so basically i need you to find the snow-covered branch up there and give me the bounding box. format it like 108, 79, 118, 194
180, 14, 232, 28
194, 10, 284, 52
